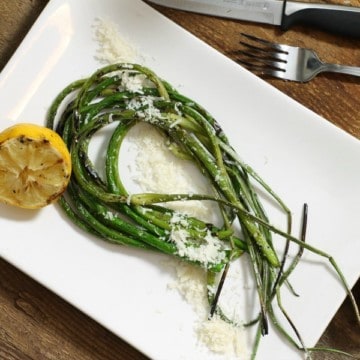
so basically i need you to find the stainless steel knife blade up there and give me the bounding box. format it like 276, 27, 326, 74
149, 0, 284, 25
147, 0, 360, 37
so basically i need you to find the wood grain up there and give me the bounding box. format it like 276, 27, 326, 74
0, 1, 359, 359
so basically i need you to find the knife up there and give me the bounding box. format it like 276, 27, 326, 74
147, 0, 360, 38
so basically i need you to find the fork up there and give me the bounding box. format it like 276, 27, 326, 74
236, 33, 360, 83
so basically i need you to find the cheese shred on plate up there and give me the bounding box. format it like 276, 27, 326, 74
169, 221, 227, 266
93, 18, 249, 359
197, 315, 248, 357
93, 17, 138, 64
127, 123, 248, 359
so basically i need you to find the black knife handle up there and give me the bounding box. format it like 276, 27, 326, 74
281, 0, 360, 38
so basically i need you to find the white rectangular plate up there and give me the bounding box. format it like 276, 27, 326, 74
0, 1, 359, 359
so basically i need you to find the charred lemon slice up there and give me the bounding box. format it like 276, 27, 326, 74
0, 123, 71, 209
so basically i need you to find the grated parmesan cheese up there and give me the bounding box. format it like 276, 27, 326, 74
127, 121, 252, 358
93, 18, 138, 64
93, 20, 251, 359
167, 260, 208, 317
125, 122, 221, 224
104, 211, 115, 220
170, 227, 227, 267
126, 96, 163, 122
196, 315, 248, 358
167, 260, 251, 359
124, 107, 250, 360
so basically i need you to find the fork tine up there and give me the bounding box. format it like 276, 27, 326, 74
238, 33, 289, 63
236, 58, 286, 79
236, 33, 291, 77
237, 58, 277, 74
240, 33, 288, 54
236, 43, 288, 63
238, 41, 280, 58
236, 49, 286, 71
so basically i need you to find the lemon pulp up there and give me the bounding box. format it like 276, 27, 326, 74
0, 123, 71, 209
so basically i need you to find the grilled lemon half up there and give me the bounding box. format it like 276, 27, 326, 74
0, 123, 71, 209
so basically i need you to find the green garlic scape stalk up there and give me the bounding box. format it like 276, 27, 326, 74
47, 63, 359, 359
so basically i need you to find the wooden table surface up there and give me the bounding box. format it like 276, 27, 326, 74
0, 1, 359, 359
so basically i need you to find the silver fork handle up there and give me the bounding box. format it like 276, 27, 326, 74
322, 63, 360, 77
